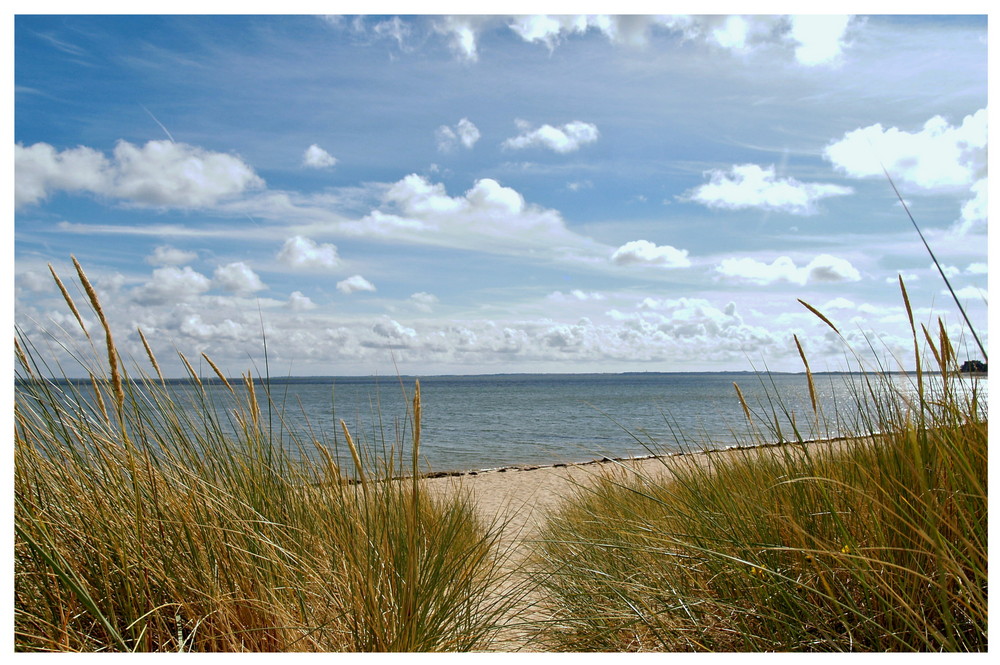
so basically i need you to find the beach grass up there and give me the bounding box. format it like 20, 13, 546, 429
14, 261, 514, 652
13, 259, 988, 652
527, 291, 987, 651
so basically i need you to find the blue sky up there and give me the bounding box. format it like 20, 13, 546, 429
13, 11, 990, 377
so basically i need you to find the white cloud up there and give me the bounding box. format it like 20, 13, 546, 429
820, 297, 856, 310
14, 143, 109, 207
966, 262, 988, 275
954, 177, 987, 235
372, 16, 411, 49
16, 270, 55, 293
213, 262, 266, 296
504, 15, 854, 65
15, 140, 263, 209
409, 292, 439, 312
717, 254, 861, 285
302, 144, 337, 169
337, 274, 376, 294
502, 119, 599, 153
134, 265, 212, 305
372, 318, 416, 341
936, 263, 962, 278
286, 291, 317, 311
436, 117, 480, 152
348, 174, 595, 259
433, 16, 487, 61
508, 15, 606, 49
788, 15, 851, 65
949, 286, 987, 300
824, 109, 987, 192
886, 273, 919, 284
710, 15, 752, 50
686, 164, 853, 215
548, 289, 606, 302
147, 245, 198, 266
610, 239, 691, 268
277, 235, 341, 270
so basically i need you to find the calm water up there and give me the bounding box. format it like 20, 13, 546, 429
175, 372, 978, 473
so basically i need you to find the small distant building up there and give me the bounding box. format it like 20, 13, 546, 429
960, 360, 988, 374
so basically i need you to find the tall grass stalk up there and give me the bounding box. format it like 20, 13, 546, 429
14, 265, 514, 652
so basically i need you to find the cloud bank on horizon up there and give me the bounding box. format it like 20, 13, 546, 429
13, 14, 988, 377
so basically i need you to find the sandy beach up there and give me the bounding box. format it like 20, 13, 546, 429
419, 436, 864, 542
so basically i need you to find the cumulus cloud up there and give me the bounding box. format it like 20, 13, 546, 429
508, 15, 613, 49
686, 164, 853, 215
717, 254, 861, 285
436, 118, 480, 151
337, 274, 376, 294
966, 262, 987, 275
949, 285, 987, 300
820, 297, 857, 310
348, 174, 592, 258
503, 15, 853, 65
15, 139, 263, 209
610, 240, 691, 268
502, 119, 599, 153
134, 265, 212, 305
286, 291, 317, 311
146, 245, 198, 266
788, 15, 851, 65
371, 318, 416, 341
277, 235, 341, 270
954, 177, 987, 235
302, 144, 337, 168
936, 263, 962, 278
14, 143, 109, 207
410, 292, 439, 312
824, 109, 987, 192
213, 262, 266, 296
16, 270, 56, 293
433, 16, 488, 61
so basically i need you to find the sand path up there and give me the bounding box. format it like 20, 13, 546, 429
417, 438, 863, 650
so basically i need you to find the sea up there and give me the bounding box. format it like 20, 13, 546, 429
172, 371, 982, 474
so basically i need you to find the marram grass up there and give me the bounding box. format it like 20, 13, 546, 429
528, 291, 987, 651
13, 259, 988, 652
14, 261, 515, 652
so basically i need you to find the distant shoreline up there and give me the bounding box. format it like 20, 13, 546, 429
23, 370, 955, 386
380, 433, 871, 482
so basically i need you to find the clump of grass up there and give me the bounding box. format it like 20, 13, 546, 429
14, 260, 514, 652
529, 291, 986, 651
